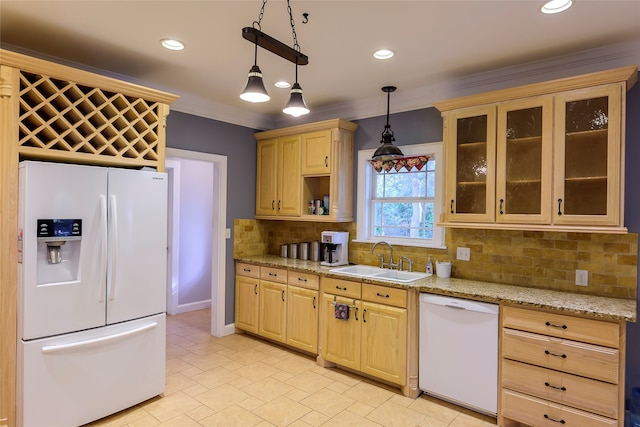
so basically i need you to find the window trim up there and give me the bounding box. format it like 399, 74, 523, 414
355, 142, 446, 249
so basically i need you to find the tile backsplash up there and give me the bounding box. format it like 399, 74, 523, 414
234, 219, 638, 299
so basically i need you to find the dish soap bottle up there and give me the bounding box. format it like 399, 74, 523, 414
426, 256, 433, 276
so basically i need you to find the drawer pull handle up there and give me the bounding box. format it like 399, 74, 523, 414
376, 292, 390, 298
557, 198, 563, 216
325, 156, 329, 167
243, 268, 251, 272
544, 382, 567, 391
363, 308, 367, 323
298, 277, 307, 282
544, 414, 566, 424
545, 321, 567, 329
499, 199, 504, 215
545, 350, 567, 358
282, 290, 285, 302
355, 307, 359, 321
336, 285, 347, 291
269, 272, 277, 277
254, 284, 258, 295
450, 199, 454, 214
313, 296, 316, 309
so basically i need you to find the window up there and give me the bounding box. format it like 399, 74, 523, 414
356, 142, 445, 248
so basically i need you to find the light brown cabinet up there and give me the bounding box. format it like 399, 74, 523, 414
235, 263, 319, 354
320, 278, 408, 386
255, 119, 358, 222
499, 305, 625, 427
436, 66, 637, 233
255, 136, 301, 217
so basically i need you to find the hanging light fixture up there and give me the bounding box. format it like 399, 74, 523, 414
372, 86, 404, 161
240, 41, 270, 103
240, 0, 310, 114
240, 0, 269, 103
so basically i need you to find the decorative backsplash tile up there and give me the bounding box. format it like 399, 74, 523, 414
233, 219, 638, 299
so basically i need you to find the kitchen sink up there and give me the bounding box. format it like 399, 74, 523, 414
371, 270, 430, 283
329, 265, 430, 283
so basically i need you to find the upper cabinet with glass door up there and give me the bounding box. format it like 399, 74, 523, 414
435, 66, 637, 233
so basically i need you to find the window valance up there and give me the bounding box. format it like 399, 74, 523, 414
368, 155, 430, 173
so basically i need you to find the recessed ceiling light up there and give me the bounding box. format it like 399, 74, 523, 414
160, 38, 185, 51
274, 81, 291, 89
373, 49, 395, 60
540, 0, 573, 14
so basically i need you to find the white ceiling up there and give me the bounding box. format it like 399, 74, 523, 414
2, 1, 640, 130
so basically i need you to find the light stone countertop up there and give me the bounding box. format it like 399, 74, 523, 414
235, 255, 637, 322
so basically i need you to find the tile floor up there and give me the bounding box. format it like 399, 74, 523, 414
88, 309, 498, 427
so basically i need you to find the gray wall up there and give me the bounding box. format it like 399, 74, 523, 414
166, 111, 257, 324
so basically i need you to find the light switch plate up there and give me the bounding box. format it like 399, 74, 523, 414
457, 247, 470, 261
575, 269, 588, 286
225, 228, 231, 239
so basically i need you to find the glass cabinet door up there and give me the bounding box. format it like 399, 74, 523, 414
553, 84, 622, 226
496, 98, 553, 224
446, 106, 496, 222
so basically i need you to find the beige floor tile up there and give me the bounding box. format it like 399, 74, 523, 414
156, 414, 202, 427
191, 366, 241, 389
409, 396, 460, 424
285, 370, 334, 393
237, 396, 267, 412
237, 360, 284, 382
298, 410, 330, 427
324, 380, 351, 394
194, 384, 251, 412
449, 411, 496, 427
243, 376, 295, 402
181, 383, 209, 397
284, 387, 311, 402
342, 381, 396, 407
127, 413, 162, 427
346, 401, 376, 418
366, 400, 426, 427
286, 420, 313, 427
251, 396, 312, 426
388, 393, 417, 408
417, 416, 450, 427
322, 410, 383, 427
199, 405, 264, 427
144, 391, 202, 422
166, 372, 199, 395
184, 405, 216, 422
300, 388, 355, 418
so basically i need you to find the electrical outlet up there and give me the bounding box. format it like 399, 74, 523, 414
575, 269, 588, 286
457, 247, 470, 261
225, 228, 231, 239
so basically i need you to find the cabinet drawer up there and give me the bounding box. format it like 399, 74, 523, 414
236, 262, 260, 279
362, 284, 407, 308
260, 266, 288, 284
502, 389, 617, 427
502, 305, 620, 348
322, 277, 361, 299
502, 359, 618, 418
288, 271, 319, 290
502, 328, 619, 383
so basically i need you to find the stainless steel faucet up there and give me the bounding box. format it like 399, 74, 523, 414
399, 256, 414, 272
370, 241, 398, 269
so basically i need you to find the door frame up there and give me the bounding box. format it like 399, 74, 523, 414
166, 148, 229, 337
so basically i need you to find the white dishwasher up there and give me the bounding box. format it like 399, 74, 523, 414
419, 294, 499, 416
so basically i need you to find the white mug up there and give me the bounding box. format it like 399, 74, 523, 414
436, 261, 452, 278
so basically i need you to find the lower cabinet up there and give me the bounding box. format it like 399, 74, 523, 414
235, 262, 319, 354
320, 278, 408, 386
499, 305, 624, 427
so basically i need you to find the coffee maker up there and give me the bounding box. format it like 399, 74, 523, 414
320, 231, 349, 266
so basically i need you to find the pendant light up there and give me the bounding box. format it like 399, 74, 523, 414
283, 59, 309, 116
240, 0, 310, 114
372, 86, 404, 161
240, 40, 270, 103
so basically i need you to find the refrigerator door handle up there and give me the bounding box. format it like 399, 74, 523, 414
41, 322, 158, 354
108, 194, 118, 301
98, 195, 108, 302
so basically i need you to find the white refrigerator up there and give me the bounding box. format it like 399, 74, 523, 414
18, 161, 168, 427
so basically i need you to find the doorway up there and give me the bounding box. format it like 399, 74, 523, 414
165, 148, 228, 337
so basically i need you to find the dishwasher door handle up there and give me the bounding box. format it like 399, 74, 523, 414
445, 304, 466, 310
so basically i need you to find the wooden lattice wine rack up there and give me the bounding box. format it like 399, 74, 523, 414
2, 49, 178, 170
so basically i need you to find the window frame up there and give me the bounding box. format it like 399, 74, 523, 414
356, 142, 446, 249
